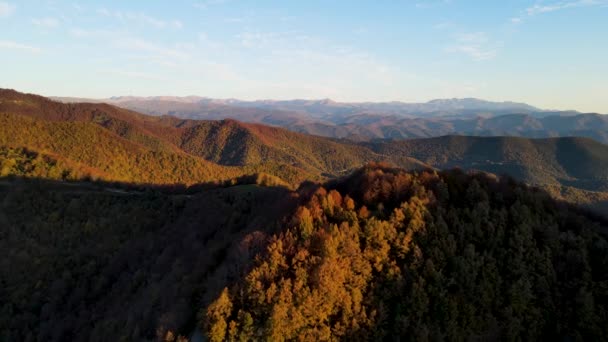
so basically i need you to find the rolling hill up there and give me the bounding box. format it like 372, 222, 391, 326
367, 135, 608, 192
0, 89, 427, 185
5, 88, 608, 211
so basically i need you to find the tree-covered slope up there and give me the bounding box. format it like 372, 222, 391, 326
203, 164, 608, 341
0, 89, 429, 184
177, 119, 428, 175
3, 164, 607, 341
367, 135, 608, 191
0, 177, 298, 342
0, 112, 246, 185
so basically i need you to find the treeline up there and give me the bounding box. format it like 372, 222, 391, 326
203, 164, 608, 341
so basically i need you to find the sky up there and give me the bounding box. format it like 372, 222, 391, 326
1, 0, 607, 112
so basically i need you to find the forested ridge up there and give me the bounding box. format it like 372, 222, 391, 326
366, 135, 608, 192
1, 165, 608, 341
204, 164, 608, 341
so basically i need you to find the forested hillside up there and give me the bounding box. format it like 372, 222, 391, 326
0, 177, 298, 341
0, 89, 427, 185
369, 135, 608, 192
203, 164, 608, 341
3, 89, 608, 213
2, 164, 607, 341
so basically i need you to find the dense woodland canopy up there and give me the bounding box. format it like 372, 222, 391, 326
204, 164, 608, 341
0, 176, 297, 341
2, 164, 607, 341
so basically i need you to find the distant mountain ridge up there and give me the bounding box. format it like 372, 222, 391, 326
51, 94, 608, 143
54, 95, 546, 117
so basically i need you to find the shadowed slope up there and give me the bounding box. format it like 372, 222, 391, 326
368, 135, 608, 191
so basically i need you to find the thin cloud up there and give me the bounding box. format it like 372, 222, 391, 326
97, 8, 182, 29
449, 45, 497, 61
193, 0, 229, 10
114, 38, 191, 59
0, 40, 41, 53
433, 21, 453, 30
31, 17, 60, 28
236, 30, 302, 48
69, 28, 191, 68
224, 17, 246, 23
416, 0, 453, 8
101, 69, 167, 81
447, 32, 499, 61
0, 1, 15, 17
526, 0, 608, 15
512, 0, 608, 24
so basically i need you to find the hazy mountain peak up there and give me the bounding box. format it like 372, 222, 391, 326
424, 97, 539, 111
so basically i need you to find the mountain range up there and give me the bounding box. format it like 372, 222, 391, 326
1, 88, 606, 214
53, 95, 608, 143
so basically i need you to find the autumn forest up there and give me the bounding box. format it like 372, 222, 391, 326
1, 89, 607, 341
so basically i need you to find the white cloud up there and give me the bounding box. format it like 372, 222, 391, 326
97, 8, 182, 29
455, 32, 488, 43
31, 17, 60, 28
526, 0, 608, 15
415, 0, 452, 8
193, 0, 228, 10
510, 17, 523, 24
69, 28, 192, 68
512, 0, 608, 23
101, 69, 167, 81
0, 1, 15, 17
0, 40, 41, 53
433, 21, 453, 30
114, 38, 191, 59
69, 28, 120, 38
448, 45, 497, 61
72, 3, 83, 12
223, 17, 246, 23
447, 32, 499, 61
236, 30, 301, 48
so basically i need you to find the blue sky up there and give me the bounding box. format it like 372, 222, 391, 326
1, 0, 607, 112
